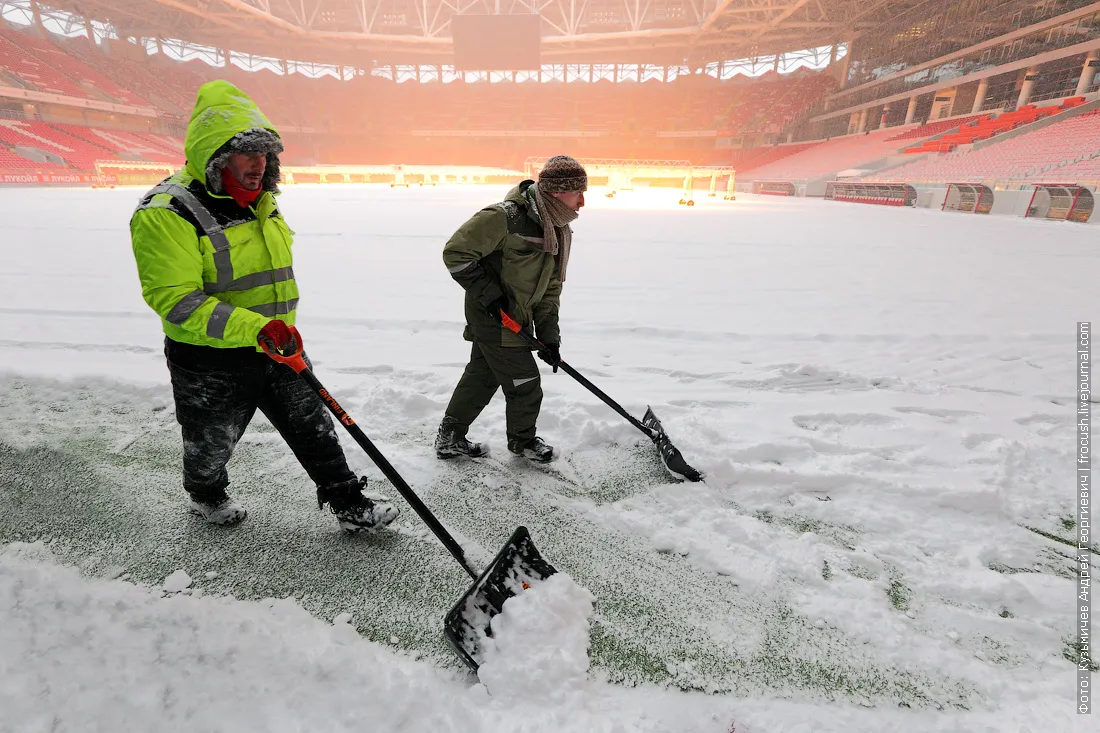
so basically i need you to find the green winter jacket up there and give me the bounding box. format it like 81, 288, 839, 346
130, 80, 297, 349
443, 181, 563, 348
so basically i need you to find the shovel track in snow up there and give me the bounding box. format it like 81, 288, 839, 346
0, 374, 985, 709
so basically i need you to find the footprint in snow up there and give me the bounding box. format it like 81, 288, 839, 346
892, 406, 981, 422
792, 413, 897, 432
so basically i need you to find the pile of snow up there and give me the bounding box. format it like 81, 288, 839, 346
0, 543, 736, 733
0, 542, 1073, 732
476, 573, 595, 703
162, 569, 192, 593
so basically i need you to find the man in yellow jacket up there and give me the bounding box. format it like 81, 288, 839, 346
130, 80, 397, 533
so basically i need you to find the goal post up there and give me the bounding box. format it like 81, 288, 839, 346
524, 157, 735, 205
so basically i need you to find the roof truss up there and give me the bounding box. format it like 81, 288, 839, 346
40, 0, 910, 65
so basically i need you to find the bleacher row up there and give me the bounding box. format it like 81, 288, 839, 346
0, 119, 182, 171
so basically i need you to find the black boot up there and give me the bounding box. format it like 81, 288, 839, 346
507, 436, 554, 463
188, 489, 247, 526
435, 417, 488, 460
317, 478, 399, 534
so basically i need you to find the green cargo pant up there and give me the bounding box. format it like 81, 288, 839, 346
443, 339, 542, 444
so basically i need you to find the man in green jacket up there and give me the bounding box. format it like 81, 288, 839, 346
130, 80, 398, 533
436, 155, 587, 463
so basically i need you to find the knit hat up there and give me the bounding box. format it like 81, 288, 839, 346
206, 127, 284, 194
538, 155, 588, 194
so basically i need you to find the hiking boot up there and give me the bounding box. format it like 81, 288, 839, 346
435, 419, 488, 460
508, 436, 554, 463
188, 491, 247, 526
318, 478, 399, 534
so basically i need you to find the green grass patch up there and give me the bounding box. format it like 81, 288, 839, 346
754, 509, 859, 551
887, 575, 912, 612
1063, 636, 1098, 672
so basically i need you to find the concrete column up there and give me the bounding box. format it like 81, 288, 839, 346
972, 78, 989, 114
29, 0, 46, 37
857, 109, 868, 133
905, 95, 919, 124
77, 13, 96, 47
836, 37, 854, 89
879, 105, 890, 130
786, 132, 795, 144
1076, 51, 1098, 96
849, 111, 860, 134
1017, 67, 1038, 109
829, 44, 838, 66
774, 54, 781, 73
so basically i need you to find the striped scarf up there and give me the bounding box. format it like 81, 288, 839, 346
526, 182, 578, 282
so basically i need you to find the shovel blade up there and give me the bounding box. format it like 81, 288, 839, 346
443, 526, 557, 671
642, 406, 705, 482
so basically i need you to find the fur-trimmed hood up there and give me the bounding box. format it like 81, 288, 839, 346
184, 80, 283, 195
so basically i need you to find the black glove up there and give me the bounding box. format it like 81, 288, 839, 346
485, 293, 509, 322
538, 343, 561, 373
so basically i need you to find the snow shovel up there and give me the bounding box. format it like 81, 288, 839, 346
261, 327, 558, 671
496, 309, 704, 483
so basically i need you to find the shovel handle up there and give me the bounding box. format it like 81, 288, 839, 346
260, 327, 480, 580
494, 308, 656, 440
499, 310, 523, 335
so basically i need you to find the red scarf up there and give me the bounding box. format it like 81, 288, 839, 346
221, 168, 263, 208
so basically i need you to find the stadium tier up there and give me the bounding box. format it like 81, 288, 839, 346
873, 108, 1100, 184
0, 24, 840, 172
736, 128, 916, 182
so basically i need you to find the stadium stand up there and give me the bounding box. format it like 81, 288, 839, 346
1, 30, 151, 106
874, 108, 1100, 183
0, 144, 64, 169
0, 120, 120, 170
62, 37, 188, 111
50, 123, 183, 164
735, 128, 913, 182
887, 115, 989, 143
734, 142, 822, 174
0, 20, 1099, 188
0, 32, 91, 98
1049, 148, 1100, 179
0, 23, 842, 172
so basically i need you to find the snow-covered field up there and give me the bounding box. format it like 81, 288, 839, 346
0, 184, 1093, 732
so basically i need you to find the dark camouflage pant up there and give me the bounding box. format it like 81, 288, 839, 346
164, 338, 356, 502
443, 339, 542, 444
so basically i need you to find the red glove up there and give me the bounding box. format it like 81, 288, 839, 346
258, 320, 295, 351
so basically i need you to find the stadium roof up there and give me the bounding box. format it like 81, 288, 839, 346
50, 0, 915, 66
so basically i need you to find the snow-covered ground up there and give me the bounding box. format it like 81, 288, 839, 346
0, 185, 1093, 731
